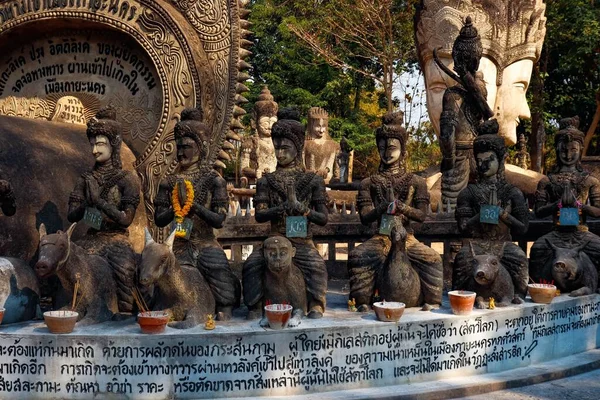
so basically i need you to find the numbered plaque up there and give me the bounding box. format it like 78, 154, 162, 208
286, 216, 308, 238
559, 207, 580, 226
379, 214, 395, 236
171, 218, 193, 240
480, 205, 500, 225
83, 207, 103, 230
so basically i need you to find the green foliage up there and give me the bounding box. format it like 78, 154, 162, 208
405, 121, 440, 173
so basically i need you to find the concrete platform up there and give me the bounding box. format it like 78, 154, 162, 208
0, 288, 599, 399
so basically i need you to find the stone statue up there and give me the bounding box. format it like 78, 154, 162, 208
67, 107, 141, 313
260, 236, 306, 328
347, 112, 443, 311
435, 16, 495, 208
304, 107, 341, 183
35, 223, 119, 324
240, 86, 278, 183
453, 120, 529, 306
243, 108, 329, 319
154, 108, 241, 321
336, 137, 352, 184
139, 229, 216, 328
415, 0, 547, 145
513, 134, 531, 170
0, 177, 15, 217
529, 117, 600, 295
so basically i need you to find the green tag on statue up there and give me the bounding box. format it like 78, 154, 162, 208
480, 205, 500, 225
559, 207, 579, 226
171, 218, 193, 240
286, 216, 307, 238
379, 214, 395, 236
83, 207, 103, 230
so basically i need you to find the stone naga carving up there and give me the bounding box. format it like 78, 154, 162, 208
347, 112, 443, 311
260, 236, 306, 328
67, 107, 141, 314
0, 257, 40, 324
415, 0, 547, 145
139, 229, 216, 328
545, 239, 598, 297
304, 107, 340, 183
34, 223, 119, 325
453, 120, 529, 306
240, 86, 278, 183
465, 241, 517, 309
530, 117, 600, 293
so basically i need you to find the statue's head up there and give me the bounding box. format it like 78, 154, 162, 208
271, 108, 305, 168
340, 136, 351, 153
452, 16, 483, 77
554, 116, 584, 171
253, 86, 278, 138
415, 0, 546, 145
174, 108, 210, 169
473, 119, 506, 179
307, 107, 329, 139
375, 112, 406, 169
86, 106, 122, 169
263, 236, 296, 273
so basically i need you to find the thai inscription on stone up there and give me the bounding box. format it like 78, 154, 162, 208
0, 30, 162, 148
0, 296, 598, 398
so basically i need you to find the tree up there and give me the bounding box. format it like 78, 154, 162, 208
286, 0, 419, 112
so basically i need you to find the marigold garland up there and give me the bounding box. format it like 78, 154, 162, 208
172, 180, 194, 237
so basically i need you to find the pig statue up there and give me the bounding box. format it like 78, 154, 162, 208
545, 239, 598, 297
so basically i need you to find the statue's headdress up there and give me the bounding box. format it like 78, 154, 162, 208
86, 106, 122, 169
555, 116, 584, 147
415, 0, 547, 85
174, 108, 210, 157
451, 16, 483, 73
253, 86, 278, 118
375, 111, 407, 147
271, 108, 305, 165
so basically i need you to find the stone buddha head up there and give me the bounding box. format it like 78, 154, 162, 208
264, 236, 296, 273
553, 116, 585, 172
415, 0, 546, 145
271, 108, 305, 168
174, 108, 210, 169
86, 106, 122, 169
307, 107, 329, 140
375, 111, 407, 171
473, 119, 506, 180
252, 86, 278, 138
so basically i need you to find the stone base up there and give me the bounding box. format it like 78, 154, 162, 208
0, 291, 599, 399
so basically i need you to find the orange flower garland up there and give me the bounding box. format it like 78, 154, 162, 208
172, 180, 195, 237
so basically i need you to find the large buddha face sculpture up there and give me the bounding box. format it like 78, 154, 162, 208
416, 0, 546, 146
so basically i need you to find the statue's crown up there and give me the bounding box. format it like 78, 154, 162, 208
556, 116, 585, 145
254, 86, 278, 117
308, 106, 329, 120
415, 0, 546, 79
376, 111, 407, 144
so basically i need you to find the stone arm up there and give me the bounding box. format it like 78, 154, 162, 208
307, 175, 328, 226
254, 177, 284, 223
190, 175, 228, 229
154, 179, 174, 228
95, 173, 140, 228
455, 187, 479, 235
582, 177, 600, 218
534, 178, 559, 219
500, 188, 529, 235
67, 176, 88, 223
356, 178, 388, 226
439, 90, 461, 171
0, 179, 16, 216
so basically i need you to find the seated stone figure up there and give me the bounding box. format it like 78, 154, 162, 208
347, 112, 443, 311
454, 120, 529, 306
67, 107, 141, 313
530, 117, 600, 295
260, 236, 306, 328
154, 108, 241, 321
243, 108, 329, 320
0, 178, 15, 216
